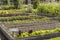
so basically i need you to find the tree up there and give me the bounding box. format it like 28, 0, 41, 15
7, 0, 10, 6
13, 0, 19, 9
2, 0, 7, 5
12, 0, 25, 9
31, 0, 40, 9
17, 0, 25, 9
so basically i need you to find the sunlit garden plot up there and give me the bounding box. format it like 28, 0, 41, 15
0, 0, 60, 40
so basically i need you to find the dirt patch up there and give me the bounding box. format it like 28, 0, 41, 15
4, 20, 60, 32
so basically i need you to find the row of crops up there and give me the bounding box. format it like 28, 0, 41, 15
1, 16, 50, 24
3, 17, 50, 24
0, 3, 60, 40
48, 37, 60, 40
16, 28, 60, 38
0, 10, 51, 24
1, 3, 60, 24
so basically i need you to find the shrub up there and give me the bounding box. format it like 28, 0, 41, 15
37, 3, 60, 16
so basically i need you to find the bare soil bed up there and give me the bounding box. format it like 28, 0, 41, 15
4, 20, 60, 32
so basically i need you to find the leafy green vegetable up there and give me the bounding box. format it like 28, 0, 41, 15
16, 28, 60, 38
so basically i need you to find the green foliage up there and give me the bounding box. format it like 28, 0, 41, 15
32, 0, 40, 9
37, 3, 60, 16
0, 9, 27, 14
13, 0, 19, 9
7, 0, 10, 6
54, 15, 60, 20
48, 37, 60, 40
2, 17, 50, 24
16, 28, 60, 38
0, 15, 41, 21
54, 28, 60, 32
17, 0, 25, 9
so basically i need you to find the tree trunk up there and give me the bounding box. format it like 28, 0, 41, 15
7, 0, 10, 6
17, 0, 24, 9
27, 0, 31, 4
13, 0, 18, 9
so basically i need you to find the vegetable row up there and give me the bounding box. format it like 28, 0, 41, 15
16, 28, 60, 38
0, 16, 44, 21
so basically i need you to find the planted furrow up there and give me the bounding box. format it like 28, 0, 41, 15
0, 13, 29, 17
0, 16, 43, 21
